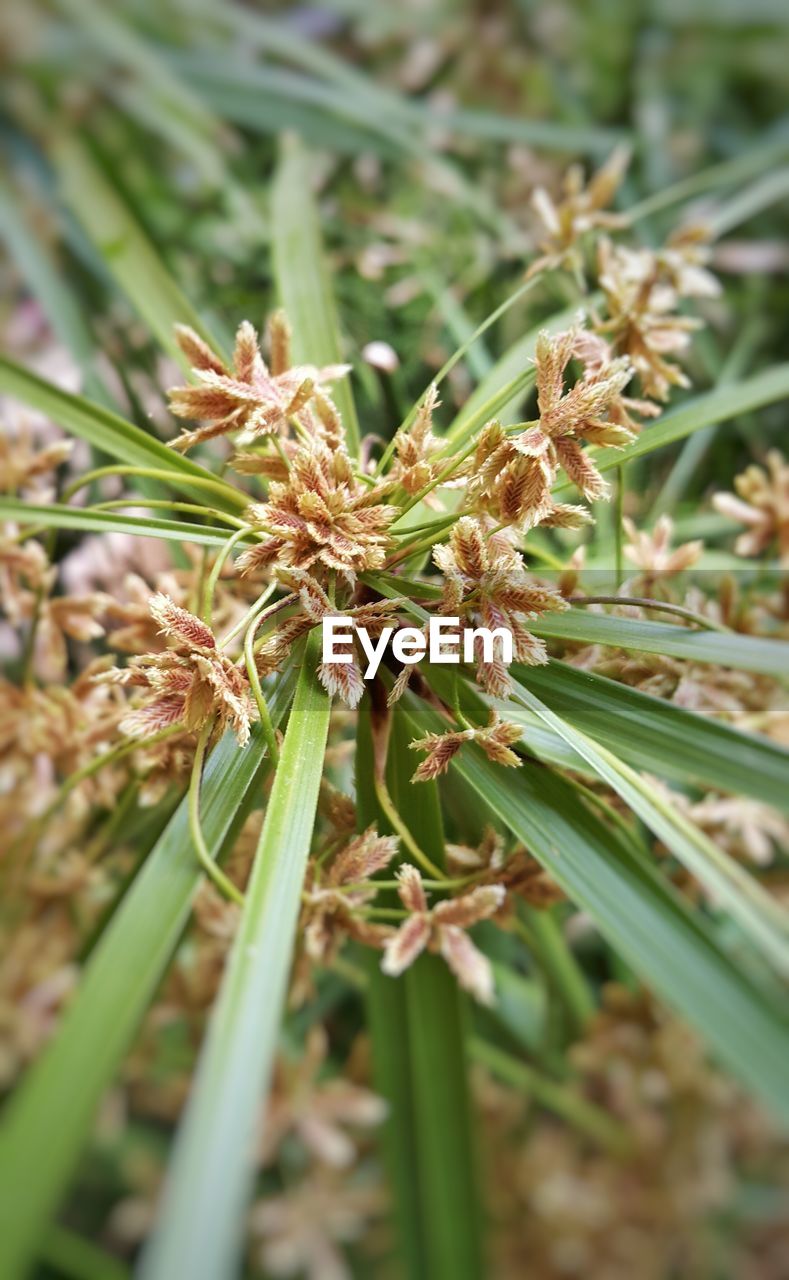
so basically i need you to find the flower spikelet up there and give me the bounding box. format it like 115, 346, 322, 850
713, 451, 789, 566
391, 384, 442, 495
410, 710, 522, 782
99, 596, 255, 745
466, 325, 637, 528
596, 236, 717, 401
239, 439, 397, 580
167, 318, 349, 453
381, 864, 505, 1004
433, 516, 566, 694
527, 146, 630, 278
301, 827, 398, 963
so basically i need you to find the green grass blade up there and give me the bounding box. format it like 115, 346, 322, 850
0, 358, 245, 512
403, 695, 789, 1122
173, 56, 397, 155
529, 608, 789, 676
0, 680, 292, 1280
510, 681, 789, 980
189, 7, 621, 153
173, 43, 620, 156
516, 660, 789, 811
54, 0, 233, 195
707, 167, 789, 237
625, 136, 789, 223
0, 176, 95, 373
0, 500, 246, 547
357, 705, 484, 1280
271, 134, 360, 455
53, 133, 226, 365
366, 570, 789, 677
554, 364, 789, 493
140, 634, 330, 1280
416, 104, 623, 153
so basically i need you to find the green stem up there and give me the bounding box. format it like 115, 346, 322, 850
373, 772, 445, 880
201, 527, 252, 624
83, 781, 138, 863
615, 464, 624, 588
11, 725, 180, 856
41, 1224, 130, 1280
92, 498, 248, 528
188, 722, 245, 906
243, 614, 280, 766
375, 274, 544, 475
569, 595, 731, 633
392, 441, 477, 520
520, 908, 594, 1036
470, 1038, 629, 1155
219, 585, 284, 650
61, 464, 243, 508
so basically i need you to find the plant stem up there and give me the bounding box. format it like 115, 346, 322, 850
569, 595, 731, 633
373, 772, 445, 880
243, 615, 280, 766
470, 1038, 629, 1155
375, 273, 544, 475
188, 722, 245, 906
13, 726, 180, 854
61, 464, 243, 508
219, 585, 286, 650
92, 498, 248, 528
519, 908, 594, 1036
201, 526, 252, 624
615, 463, 624, 587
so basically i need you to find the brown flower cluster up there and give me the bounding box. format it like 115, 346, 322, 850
409, 710, 522, 781
527, 146, 630, 278
381, 864, 506, 1004
99, 594, 255, 745
300, 826, 399, 964
168, 315, 349, 453
389, 384, 443, 496
596, 229, 719, 402
433, 515, 566, 695
483, 986, 789, 1280
252, 570, 402, 708
240, 440, 397, 581
467, 325, 637, 530
714, 450, 789, 566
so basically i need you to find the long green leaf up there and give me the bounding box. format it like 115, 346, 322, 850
0, 500, 246, 547
403, 695, 789, 1121
510, 680, 789, 980
141, 634, 330, 1280
0, 176, 95, 373
529, 608, 789, 676
53, 133, 226, 365
0, 358, 245, 512
53, 0, 227, 194
173, 46, 620, 156
367, 571, 789, 677
357, 705, 484, 1280
554, 364, 789, 492
271, 134, 360, 455
515, 660, 789, 811
0, 672, 293, 1280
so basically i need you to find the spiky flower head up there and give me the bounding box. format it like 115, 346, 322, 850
168, 315, 349, 453
98, 595, 255, 745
